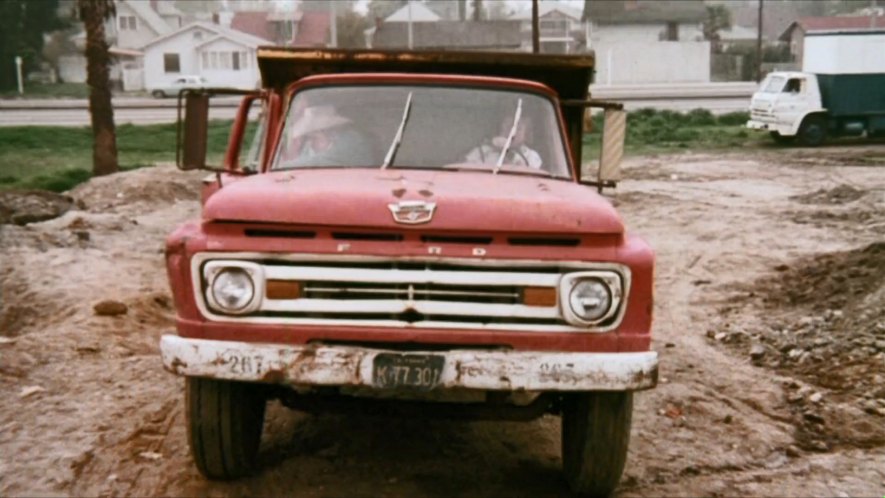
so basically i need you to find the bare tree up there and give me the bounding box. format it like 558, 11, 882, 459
78, 0, 118, 176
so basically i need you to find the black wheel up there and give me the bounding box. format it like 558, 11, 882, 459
186, 377, 266, 480
562, 392, 633, 497
769, 131, 795, 145
798, 116, 827, 147
151, 90, 165, 98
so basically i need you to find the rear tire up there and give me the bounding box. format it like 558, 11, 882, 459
562, 392, 633, 497
151, 90, 165, 98
798, 116, 827, 147
186, 377, 266, 480
769, 131, 795, 145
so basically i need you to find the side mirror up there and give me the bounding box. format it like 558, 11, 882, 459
177, 91, 209, 170
597, 108, 626, 187
176, 88, 265, 172
561, 98, 626, 192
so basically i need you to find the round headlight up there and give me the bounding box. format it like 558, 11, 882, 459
568, 278, 612, 323
210, 268, 255, 313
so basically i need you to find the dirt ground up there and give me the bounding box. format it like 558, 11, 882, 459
1, 145, 884, 497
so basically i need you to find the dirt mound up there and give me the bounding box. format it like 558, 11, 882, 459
0, 190, 76, 225
719, 242, 885, 451
790, 184, 866, 205
69, 164, 202, 213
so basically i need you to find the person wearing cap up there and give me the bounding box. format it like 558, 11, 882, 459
464, 115, 542, 170
283, 105, 375, 167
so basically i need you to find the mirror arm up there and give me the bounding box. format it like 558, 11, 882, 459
560, 99, 625, 110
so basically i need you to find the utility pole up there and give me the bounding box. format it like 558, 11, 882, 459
407, 0, 414, 49
756, 0, 763, 82
329, 1, 337, 48
532, 0, 540, 53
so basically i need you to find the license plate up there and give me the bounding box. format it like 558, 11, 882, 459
372, 353, 444, 391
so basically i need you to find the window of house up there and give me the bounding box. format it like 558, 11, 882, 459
201, 52, 209, 70
540, 19, 568, 37
119, 15, 137, 31
193, 30, 203, 41
665, 22, 679, 41
232, 51, 240, 70
163, 53, 180, 73
220, 51, 232, 70
241, 51, 249, 69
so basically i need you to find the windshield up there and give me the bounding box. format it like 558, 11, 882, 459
762, 75, 786, 93
272, 85, 571, 178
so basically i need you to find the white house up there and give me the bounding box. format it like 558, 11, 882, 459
585, 0, 710, 84
140, 22, 270, 92
113, 0, 175, 50
509, 2, 588, 54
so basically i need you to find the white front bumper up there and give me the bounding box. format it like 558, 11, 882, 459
160, 335, 658, 392
747, 119, 795, 136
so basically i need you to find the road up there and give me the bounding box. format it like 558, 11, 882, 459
0, 83, 756, 126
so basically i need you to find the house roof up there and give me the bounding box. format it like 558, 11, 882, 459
779, 16, 885, 40
231, 11, 274, 41
293, 11, 330, 47
372, 21, 522, 50
120, 0, 172, 35
584, 0, 706, 24
509, 2, 582, 21
140, 22, 271, 50
384, 3, 442, 23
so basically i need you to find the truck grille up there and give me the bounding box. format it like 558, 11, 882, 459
193, 255, 629, 333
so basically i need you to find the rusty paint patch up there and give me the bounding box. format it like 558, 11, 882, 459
418, 189, 433, 197
169, 357, 188, 375
261, 369, 286, 383
392, 188, 406, 198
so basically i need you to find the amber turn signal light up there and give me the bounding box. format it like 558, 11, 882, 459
266, 280, 301, 299
522, 286, 557, 307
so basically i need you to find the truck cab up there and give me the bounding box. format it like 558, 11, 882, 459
747, 71, 827, 145
161, 48, 655, 497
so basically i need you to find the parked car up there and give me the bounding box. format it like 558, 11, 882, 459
161, 48, 654, 498
148, 75, 207, 98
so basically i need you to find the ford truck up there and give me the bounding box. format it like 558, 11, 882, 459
160, 48, 656, 497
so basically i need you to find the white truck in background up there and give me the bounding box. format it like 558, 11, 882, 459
747, 30, 885, 146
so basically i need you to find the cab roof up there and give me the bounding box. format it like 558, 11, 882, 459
256, 47, 595, 101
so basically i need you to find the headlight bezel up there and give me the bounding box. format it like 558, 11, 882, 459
203, 261, 264, 315
559, 271, 624, 327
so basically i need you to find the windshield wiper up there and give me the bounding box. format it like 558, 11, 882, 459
381, 92, 414, 169
493, 98, 523, 175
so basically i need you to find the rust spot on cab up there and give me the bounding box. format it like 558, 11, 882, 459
392, 188, 406, 198
169, 357, 188, 375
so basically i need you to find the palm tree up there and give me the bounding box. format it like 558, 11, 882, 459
78, 0, 118, 176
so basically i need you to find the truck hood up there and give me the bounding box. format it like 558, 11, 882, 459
203, 169, 624, 235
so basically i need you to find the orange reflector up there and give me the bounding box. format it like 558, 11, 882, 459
522, 287, 557, 307
266, 280, 301, 300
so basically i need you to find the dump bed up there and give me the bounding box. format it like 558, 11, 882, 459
817, 73, 885, 117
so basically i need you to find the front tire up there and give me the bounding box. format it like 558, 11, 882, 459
562, 392, 633, 497
186, 377, 266, 480
798, 116, 827, 147
151, 90, 165, 98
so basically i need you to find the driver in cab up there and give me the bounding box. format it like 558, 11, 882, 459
464, 115, 542, 170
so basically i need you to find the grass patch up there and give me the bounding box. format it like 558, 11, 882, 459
0, 121, 235, 192
582, 108, 762, 160
0, 82, 91, 99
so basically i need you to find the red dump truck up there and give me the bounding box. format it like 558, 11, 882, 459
160, 48, 656, 497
